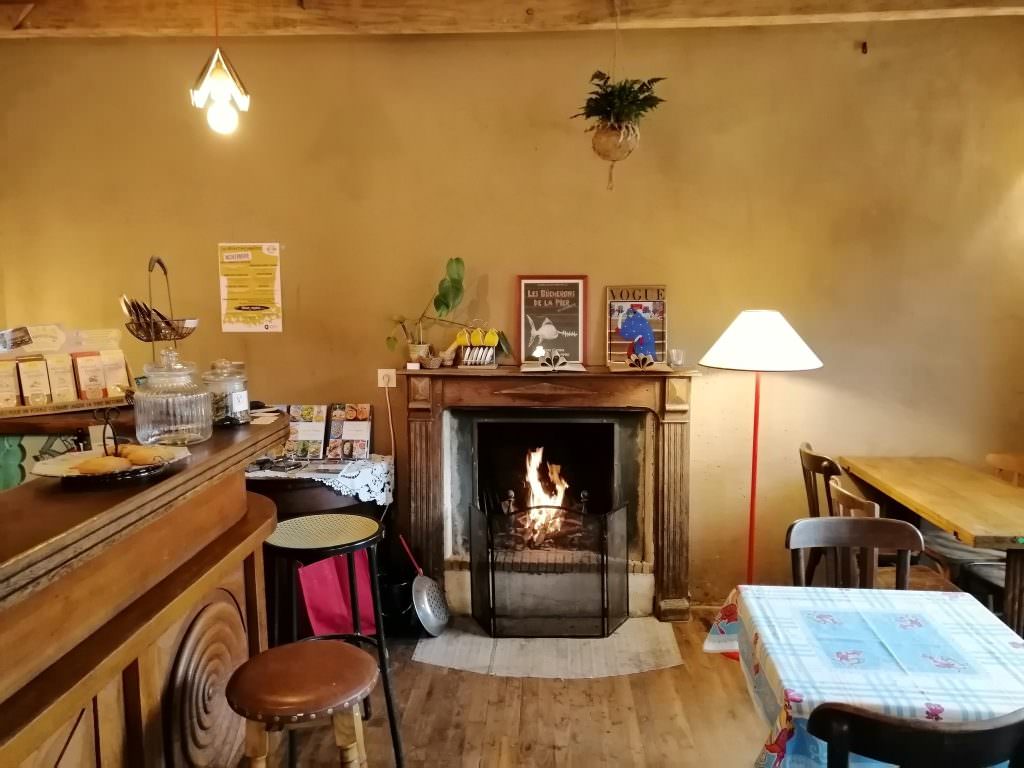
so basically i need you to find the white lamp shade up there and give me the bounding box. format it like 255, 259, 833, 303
699, 310, 822, 372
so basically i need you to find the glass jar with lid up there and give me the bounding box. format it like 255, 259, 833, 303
203, 358, 251, 426
134, 348, 213, 445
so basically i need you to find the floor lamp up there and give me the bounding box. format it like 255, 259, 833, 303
699, 310, 822, 583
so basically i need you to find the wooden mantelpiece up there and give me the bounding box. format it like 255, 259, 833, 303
394, 366, 695, 621
0, 419, 288, 766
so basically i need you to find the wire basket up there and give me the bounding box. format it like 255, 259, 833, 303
125, 318, 198, 343
124, 256, 199, 355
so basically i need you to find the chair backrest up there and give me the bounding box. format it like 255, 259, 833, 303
808, 703, 1024, 768
800, 442, 841, 518
786, 517, 923, 589
828, 477, 879, 519
987, 453, 1024, 488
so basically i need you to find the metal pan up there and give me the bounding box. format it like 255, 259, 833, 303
399, 534, 449, 637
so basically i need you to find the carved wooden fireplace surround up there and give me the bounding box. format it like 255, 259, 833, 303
394, 367, 695, 621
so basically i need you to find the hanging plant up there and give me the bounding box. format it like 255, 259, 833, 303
572, 70, 665, 187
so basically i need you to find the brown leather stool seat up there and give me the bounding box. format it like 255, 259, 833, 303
227, 640, 379, 767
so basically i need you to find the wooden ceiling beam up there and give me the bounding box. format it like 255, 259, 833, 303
3, 0, 1024, 38
0, 3, 33, 32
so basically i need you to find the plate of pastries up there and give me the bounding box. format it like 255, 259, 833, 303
32, 443, 190, 486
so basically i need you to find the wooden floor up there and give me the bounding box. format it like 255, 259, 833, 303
269, 612, 764, 767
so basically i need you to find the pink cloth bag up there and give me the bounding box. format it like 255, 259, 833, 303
296, 552, 377, 635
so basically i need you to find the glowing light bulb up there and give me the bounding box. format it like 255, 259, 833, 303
207, 66, 235, 102
207, 100, 239, 135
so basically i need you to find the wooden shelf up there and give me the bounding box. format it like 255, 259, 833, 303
0, 408, 134, 436
0, 397, 128, 421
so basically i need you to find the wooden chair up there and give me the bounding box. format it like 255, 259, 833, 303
787, 517, 922, 589
800, 442, 841, 518
829, 477, 877, 519
807, 702, 1024, 768
987, 453, 1024, 486
799, 443, 841, 583
794, 488, 959, 592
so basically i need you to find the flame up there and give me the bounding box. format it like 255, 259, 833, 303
523, 447, 569, 545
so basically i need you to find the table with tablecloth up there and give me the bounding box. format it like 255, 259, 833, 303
705, 585, 1024, 767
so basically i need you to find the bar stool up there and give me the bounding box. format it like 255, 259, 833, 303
226, 639, 377, 767
265, 512, 404, 767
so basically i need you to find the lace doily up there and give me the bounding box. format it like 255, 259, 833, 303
246, 454, 394, 506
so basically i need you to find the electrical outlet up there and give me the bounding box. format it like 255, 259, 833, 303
377, 368, 397, 388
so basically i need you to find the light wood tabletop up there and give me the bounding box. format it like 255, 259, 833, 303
839, 456, 1024, 550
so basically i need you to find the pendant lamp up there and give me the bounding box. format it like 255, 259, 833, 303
190, 3, 249, 135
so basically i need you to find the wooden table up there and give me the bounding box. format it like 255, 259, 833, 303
840, 456, 1024, 634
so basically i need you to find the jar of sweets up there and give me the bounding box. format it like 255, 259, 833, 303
202, 358, 251, 426
134, 349, 213, 445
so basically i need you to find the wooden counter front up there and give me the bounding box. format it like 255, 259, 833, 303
0, 418, 287, 766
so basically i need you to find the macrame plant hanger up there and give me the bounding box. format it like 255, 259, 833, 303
607, 0, 623, 191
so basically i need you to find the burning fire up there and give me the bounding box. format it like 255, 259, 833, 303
523, 447, 569, 546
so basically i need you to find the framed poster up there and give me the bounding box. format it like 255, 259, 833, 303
517, 275, 587, 364
605, 285, 669, 370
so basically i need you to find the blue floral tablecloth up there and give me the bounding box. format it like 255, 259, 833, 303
704, 585, 1024, 767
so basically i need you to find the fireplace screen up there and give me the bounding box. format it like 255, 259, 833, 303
469, 418, 629, 638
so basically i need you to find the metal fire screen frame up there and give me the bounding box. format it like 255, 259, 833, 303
468, 415, 629, 638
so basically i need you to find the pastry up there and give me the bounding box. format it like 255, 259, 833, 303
75, 456, 132, 475
123, 445, 176, 466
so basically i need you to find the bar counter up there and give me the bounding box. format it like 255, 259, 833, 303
0, 418, 287, 766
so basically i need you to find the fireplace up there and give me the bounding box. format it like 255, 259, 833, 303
469, 417, 630, 637
394, 368, 694, 621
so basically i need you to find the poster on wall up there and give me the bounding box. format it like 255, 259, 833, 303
605, 285, 670, 371
218, 242, 283, 333
517, 275, 586, 366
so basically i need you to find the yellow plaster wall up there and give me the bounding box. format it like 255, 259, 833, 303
3, 19, 1024, 602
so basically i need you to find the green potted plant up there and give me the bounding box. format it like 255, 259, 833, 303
386, 258, 465, 363
573, 70, 665, 163
386, 258, 514, 365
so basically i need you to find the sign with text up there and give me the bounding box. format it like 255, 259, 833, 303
219, 242, 283, 333
518, 276, 587, 363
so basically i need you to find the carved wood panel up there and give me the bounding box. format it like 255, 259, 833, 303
17, 705, 97, 767
408, 376, 432, 410
656, 421, 690, 620
409, 419, 443, 578
168, 589, 248, 767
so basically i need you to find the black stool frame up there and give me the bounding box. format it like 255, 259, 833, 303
266, 515, 404, 768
